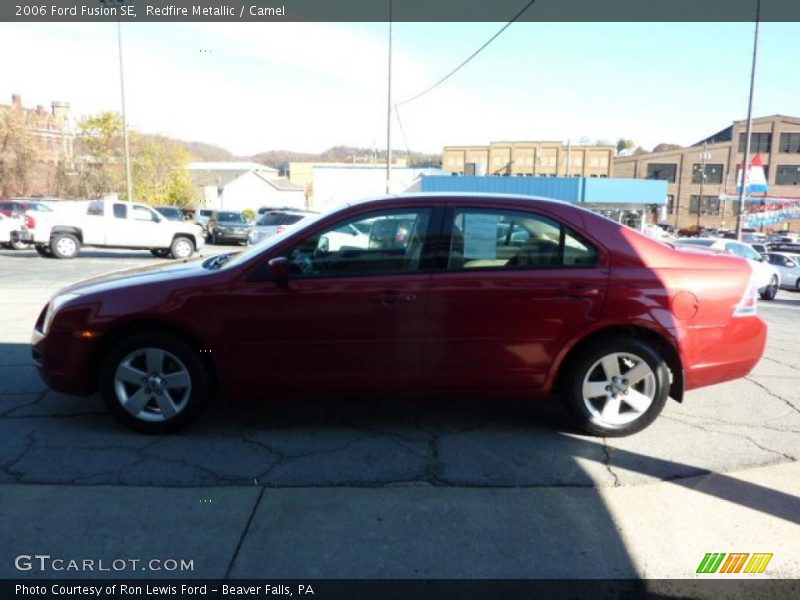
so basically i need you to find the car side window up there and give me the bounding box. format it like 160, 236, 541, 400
113, 204, 127, 219
132, 205, 157, 222
285, 209, 432, 278
447, 208, 597, 270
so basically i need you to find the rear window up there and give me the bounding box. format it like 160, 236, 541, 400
257, 212, 304, 226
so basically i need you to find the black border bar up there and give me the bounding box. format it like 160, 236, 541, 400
4, 579, 800, 600
4, 0, 800, 23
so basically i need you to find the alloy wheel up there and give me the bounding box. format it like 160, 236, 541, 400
113, 347, 192, 422
581, 352, 657, 427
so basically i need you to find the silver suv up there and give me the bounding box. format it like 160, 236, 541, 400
251, 208, 315, 244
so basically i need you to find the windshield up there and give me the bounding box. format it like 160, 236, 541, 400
217, 212, 247, 223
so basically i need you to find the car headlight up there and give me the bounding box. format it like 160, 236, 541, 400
42, 293, 81, 335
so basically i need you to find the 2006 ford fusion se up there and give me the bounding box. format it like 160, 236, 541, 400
32, 194, 767, 436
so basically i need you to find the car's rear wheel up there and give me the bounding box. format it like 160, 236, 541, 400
50, 233, 80, 259
561, 337, 670, 436
760, 275, 778, 300
100, 333, 209, 433
170, 236, 194, 259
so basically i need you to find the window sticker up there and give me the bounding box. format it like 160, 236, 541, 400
463, 213, 499, 259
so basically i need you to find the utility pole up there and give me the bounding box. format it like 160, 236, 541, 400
385, 0, 393, 195
735, 0, 761, 240
117, 21, 134, 203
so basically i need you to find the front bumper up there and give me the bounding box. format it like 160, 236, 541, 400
31, 328, 97, 396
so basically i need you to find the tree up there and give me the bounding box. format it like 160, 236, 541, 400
74, 112, 126, 198
73, 112, 194, 205
633, 146, 649, 156
0, 107, 39, 196
616, 139, 635, 155
131, 135, 194, 207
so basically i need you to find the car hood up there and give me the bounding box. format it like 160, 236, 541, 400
58, 258, 210, 297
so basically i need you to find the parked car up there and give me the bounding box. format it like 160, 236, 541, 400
672, 238, 780, 300
24, 199, 204, 259
0, 212, 26, 249
206, 210, 252, 245
194, 208, 214, 233
0, 198, 55, 218
33, 194, 767, 436
154, 206, 186, 222
0, 213, 28, 250
251, 209, 315, 244
763, 252, 800, 291
750, 243, 768, 255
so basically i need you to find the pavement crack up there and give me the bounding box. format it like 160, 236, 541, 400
663, 415, 797, 462
223, 486, 264, 580
745, 376, 800, 415
601, 438, 621, 487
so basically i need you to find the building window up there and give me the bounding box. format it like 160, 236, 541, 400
666, 194, 675, 215
738, 132, 771, 153
779, 133, 800, 153
775, 165, 800, 185
689, 195, 721, 215
692, 163, 723, 184
646, 163, 677, 183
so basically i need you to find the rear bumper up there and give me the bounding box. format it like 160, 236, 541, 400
31, 329, 97, 396
682, 316, 767, 391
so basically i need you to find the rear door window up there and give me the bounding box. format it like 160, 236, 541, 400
447, 208, 597, 270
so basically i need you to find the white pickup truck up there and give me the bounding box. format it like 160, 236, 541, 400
25, 199, 204, 259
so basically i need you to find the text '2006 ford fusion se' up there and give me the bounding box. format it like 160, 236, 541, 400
31, 193, 767, 436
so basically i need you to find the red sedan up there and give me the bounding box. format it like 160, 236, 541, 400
31, 194, 767, 436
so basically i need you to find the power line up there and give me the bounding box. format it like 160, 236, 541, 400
396, 0, 538, 107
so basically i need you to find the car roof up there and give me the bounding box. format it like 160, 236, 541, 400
345, 192, 574, 208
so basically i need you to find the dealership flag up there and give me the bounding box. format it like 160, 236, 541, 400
737, 153, 769, 194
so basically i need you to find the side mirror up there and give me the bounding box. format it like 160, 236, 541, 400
268, 257, 289, 283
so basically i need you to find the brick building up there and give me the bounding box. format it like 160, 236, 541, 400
442, 141, 614, 178
0, 93, 77, 195
614, 115, 800, 230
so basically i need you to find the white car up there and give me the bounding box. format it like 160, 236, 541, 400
764, 252, 800, 291
318, 222, 371, 252
673, 238, 780, 300
0, 213, 26, 249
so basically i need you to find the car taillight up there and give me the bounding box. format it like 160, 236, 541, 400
25, 215, 35, 229
734, 281, 758, 317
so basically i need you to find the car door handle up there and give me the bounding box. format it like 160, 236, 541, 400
564, 285, 600, 298
376, 291, 417, 306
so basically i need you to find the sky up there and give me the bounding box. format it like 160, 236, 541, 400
1, 20, 799, 156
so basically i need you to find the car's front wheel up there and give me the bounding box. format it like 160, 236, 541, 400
561, 337, 670, 436
760, 275, 778, 301
100, 333, 209, 433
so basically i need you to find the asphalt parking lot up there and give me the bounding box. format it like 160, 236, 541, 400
1, 246, 799, 584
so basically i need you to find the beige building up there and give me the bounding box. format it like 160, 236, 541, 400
442, 141, 614, 178
614, 115, 800, 230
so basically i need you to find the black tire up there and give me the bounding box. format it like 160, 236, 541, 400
150, 249, 169, 258
35, 244, 53, 257
170, 236, 194, 260
100, 332, 210, 433
50, 233, 80, 259
560, 336, 670, 437
760, 275, 778, 301
796, 278, 800, 292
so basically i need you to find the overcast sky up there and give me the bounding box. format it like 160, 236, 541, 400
1, 21, 798, 155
